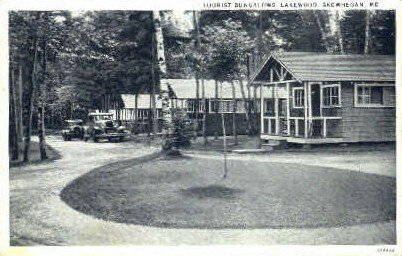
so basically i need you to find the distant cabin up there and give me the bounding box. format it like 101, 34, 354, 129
109, 94, 163, 133
117, 94, 162, 121
107, 79, 261, 135
250, 52, 396, 144
163, 78, 253, 113
164, 78, 261, 135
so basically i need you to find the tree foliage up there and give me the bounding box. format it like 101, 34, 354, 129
8, 10, 395, 161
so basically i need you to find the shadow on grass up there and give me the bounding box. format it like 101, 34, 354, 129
9, 141, 62, 168
60, 156, 396, 231
181, 185, 244, 199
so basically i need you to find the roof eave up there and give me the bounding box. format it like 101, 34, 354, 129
248, 52, 303, 87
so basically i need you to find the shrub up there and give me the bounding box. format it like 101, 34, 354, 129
170, 108, 193, 149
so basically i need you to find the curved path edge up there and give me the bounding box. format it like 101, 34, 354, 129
9, 138, 396, 245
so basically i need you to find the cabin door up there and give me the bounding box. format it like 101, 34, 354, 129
279, 99, 288, 135
311, 84, 322, 137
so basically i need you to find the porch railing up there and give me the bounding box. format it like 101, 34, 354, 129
262, 116, 342, 138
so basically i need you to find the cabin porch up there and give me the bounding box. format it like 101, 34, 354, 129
261, 116, 343, 144
256, 78, 344, 144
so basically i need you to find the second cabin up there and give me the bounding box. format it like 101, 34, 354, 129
250, 52, 396, 144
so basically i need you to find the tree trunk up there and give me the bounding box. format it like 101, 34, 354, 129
364, 10, 371, 54
153, 11, 173, 148
38, 106, 47, 160
151, 80, 158, 137
149, 33, 155, 138
193, 11, 207, 146
253, 85, 258, 133
238, 78, 251, 135
194, 73, 200, 135
246, 54, 253, 124
201, 79, 207, 146
335, 11, 344, 53
38, 41, 48, 160
17, 64, 24, 155
134, 93, 138, 133
150, 30, 159, 138
192, 11, 200, 137
231, 80, 238, 145
50, 107, 54, 129
313, 11, 331, 53
147, 91, 152, 138
70, 101, 73, 119
220, 82, 227, 179
9, 65, 18, 160
23, 42, 38, 162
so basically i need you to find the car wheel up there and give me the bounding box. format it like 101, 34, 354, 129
84, 136, 88, 142
62, 134, 67, 141
93, 134, 99, 143
67, 135, 72, 141
118, 137, 124, 142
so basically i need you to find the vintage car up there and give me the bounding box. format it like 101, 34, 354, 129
84, 113, 127, 142
61, 119, 85, 141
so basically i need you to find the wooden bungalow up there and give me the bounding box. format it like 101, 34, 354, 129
110, 94, 163, 133
164, 78, 260, 135
102, 79, 259, 135
250, 52, 396, 144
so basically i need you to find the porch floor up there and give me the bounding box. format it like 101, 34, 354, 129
261, 134, 344, 144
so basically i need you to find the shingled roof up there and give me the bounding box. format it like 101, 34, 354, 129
253, 52, 396, 82
121, 94, 162, 109
162, 79, 251, 99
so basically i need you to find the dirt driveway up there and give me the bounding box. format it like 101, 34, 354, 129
9, 137, 396, 245
9, 136, 159, 245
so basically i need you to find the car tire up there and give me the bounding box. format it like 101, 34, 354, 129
118, 137, 124, 142
62, 134, 67, 141
93, 134, 99, 143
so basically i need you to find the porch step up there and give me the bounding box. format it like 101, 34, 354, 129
261, 139, 288, 149
231, 148, 273, 154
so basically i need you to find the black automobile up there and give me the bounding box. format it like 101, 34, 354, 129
61, 119, 85, 141
83, 113, 127, 142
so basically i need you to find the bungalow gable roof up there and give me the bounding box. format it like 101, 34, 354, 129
121, 94, 162, 109
252, 52, 396, 83
161, 79, 250, 99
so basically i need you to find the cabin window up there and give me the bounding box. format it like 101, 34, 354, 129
156, 109, 162, 118
186, 100, 195, 112
137, 109, 149, 119
292, 88, 304, 108
210, 100, 219, 113
198, 101, 205, 113
355, 84, 395, 107
236, 100, 246, 113
264, 99, 275, 116
322, 84, 341, 107
210, 100, 235, 113
220, 100, 235, 113
249, 100, 261, 113
186, 100, 205, 113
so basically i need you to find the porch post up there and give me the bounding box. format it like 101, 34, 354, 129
274, 84, 279, 134
304, 82, 308, 138
260, 84, 264, 134
286, 82, 290, 135
308, 82, 312, 125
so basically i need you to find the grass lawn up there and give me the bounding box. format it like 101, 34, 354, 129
61, 156, 396, 229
